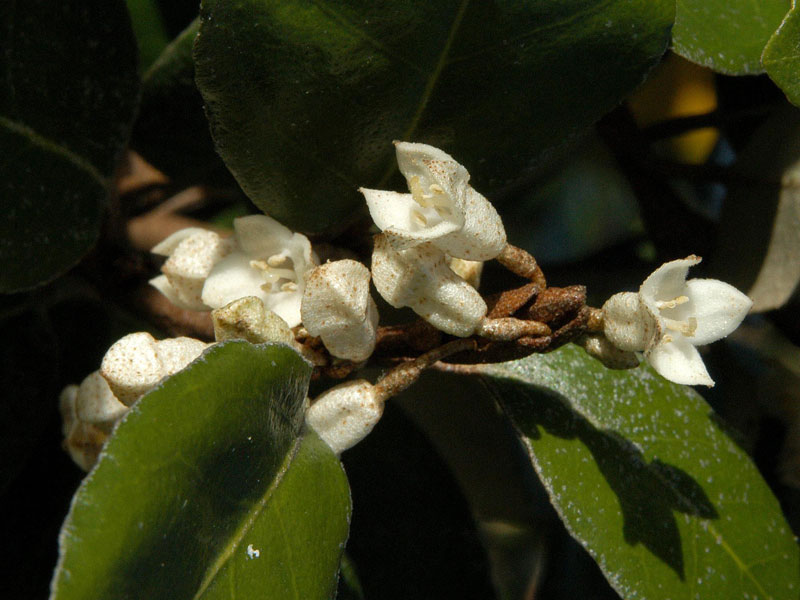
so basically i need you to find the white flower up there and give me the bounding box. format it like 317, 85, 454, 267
150, 215, 317, 327
100, 332, 208, 405
301, 260, 379, 362
371, 233, 487, 337
360, 142, 506, 261
59, 382, 114, 471
150, 228, 235, 311
306, 379, 384, 455
201, 215, 317, 327
602, 256, 752, 386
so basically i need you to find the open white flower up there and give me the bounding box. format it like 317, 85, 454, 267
360, 142, 506, 261
201, 215, 317, 327
306, 379, 384, 455
602, 256, 752, 386
100, 332, 208, 405
150, 216, 317, 327
301, 260, 379, 362
371, 233, 486, 337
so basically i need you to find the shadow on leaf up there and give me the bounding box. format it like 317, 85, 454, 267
484, 378, 718, 580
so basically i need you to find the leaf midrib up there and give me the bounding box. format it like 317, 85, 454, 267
192, 434, 304, 599
0, 114, 106, 186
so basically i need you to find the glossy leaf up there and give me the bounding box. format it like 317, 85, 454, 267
51, 342, 351, 600
194, 0, 673, 233
673, 0, 791, 75
764, 6, 800, 107
0, 0, 139, 292
479, 344, 800, 600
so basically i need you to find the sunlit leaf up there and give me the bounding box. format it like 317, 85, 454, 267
673, 0, 791, 75
51, 342, 351, 600
478, 344, 800, 600
764, 6, 800, 107
194, 0, 673, 233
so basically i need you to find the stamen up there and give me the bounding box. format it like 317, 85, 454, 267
412, 211, 428, 226
281, 282, 298, 292
429, 184, 445, 195
249, 259, 269, 271
267, 254, 289, 267
656, 295, 689, 310
663, 317, 697, 337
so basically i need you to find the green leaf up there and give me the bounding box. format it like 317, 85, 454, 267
125, 0, 170, 70
50, 342, 351, 600
0, 0, 139, 292
764, 6, 800, 107
478, 344, 800, 600
131, 18, 232, 183
194, 0, 673, 233
673, 0, 791, 75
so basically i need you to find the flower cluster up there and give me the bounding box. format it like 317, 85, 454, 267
60, 333, 208, 470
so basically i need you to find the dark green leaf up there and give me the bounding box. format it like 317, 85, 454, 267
194, 0, 673, 233
673, 0, 791, 75
131, 18, 232, 183
125, 0, 170, 70
764, 6, 800, 107
51, 342, 351, 600
479, 344, 800, 600
0, 0, 139, 292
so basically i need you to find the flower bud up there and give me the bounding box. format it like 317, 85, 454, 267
306, 380, 384, 455
74, 371, 128, 432
301, 260, 379, 362
100, 332, 207, 405
212, 296, 296, 345
371, 234, 486, 337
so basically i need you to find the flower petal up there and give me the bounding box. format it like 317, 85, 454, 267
265, 291, 303, 328
684, 278, 752, 345
395, 141, 470, 205
640, 255, 701, 304
646, 335, 714, 386
151, 227, 210, 256
434, 186, 506, 260
233, 214, 294, 258
202, 252, 268, 309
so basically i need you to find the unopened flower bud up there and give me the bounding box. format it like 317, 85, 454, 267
306, 380, 384, 455
371, 234, 486, 337
101, 332, 207, 405
74, 371, 128, 432
301, 260, 379, 362
212, 296, 296, 345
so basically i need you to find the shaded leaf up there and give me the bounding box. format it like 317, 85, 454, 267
125, 0, 170, 69
764, 6, 800, 108
712, 104, 800, 311
672, 0, 791, 75
194, 0, 673, 233
51, 342, 351, 600
478, 344, 800, 600
131, 18, 232, 183
0, 0, 139, 292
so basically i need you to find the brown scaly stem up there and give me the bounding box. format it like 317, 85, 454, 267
496, 243, 547, 291
373, 338, 477, 400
